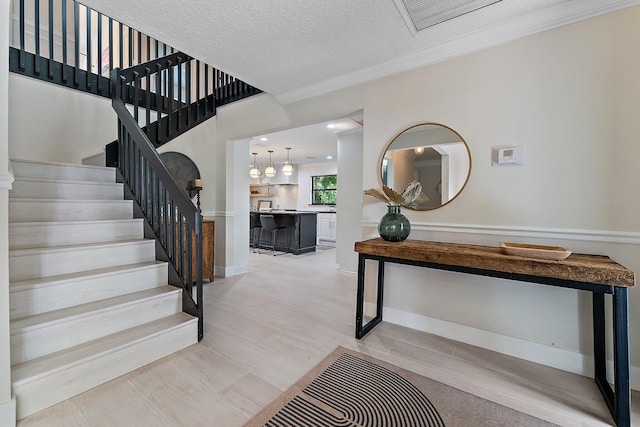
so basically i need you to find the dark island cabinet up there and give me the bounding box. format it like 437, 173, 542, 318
250, 211, 317, 255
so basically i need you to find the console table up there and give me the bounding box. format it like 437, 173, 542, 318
354, 238, 635, 426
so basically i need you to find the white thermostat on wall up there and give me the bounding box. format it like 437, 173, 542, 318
492, 145, 524, 166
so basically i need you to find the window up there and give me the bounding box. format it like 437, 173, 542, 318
311, 174, 337, 205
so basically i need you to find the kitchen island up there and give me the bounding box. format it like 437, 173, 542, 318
250, 211, 318, 254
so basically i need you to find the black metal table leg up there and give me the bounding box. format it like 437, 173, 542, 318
613, 287, 631, 427
375, 260, 385, 322
355, 254, 366, 338
355, 255, 384, 339
593, 292, 611, 402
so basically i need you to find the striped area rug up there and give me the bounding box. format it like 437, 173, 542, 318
244, 347, 558, 427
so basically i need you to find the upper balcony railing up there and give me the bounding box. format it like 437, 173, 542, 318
9, 0, 261, 106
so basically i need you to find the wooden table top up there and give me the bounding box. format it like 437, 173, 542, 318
354, 238, 635, 288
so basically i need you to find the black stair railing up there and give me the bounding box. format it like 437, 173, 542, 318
112, 65, 204, 341
9, 0, 262, 112
10, 0, 179, 96
111, 50, 260, 150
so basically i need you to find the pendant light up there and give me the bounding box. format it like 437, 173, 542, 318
282, 147, 294, 176
249, 152, 261, 179
265, 150, 276, 177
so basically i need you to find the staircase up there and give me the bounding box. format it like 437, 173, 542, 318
8, 159, 198, 419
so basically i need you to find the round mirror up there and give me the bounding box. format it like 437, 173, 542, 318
380, 123, 471, 210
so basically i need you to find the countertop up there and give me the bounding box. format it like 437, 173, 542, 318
251, 210, 318, 215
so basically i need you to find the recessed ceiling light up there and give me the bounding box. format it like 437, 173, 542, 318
326, 124, 336, 129
326, 156, 333, 160
260, 137, 268, 141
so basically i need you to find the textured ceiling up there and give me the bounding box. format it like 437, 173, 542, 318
81, 0, 638, 104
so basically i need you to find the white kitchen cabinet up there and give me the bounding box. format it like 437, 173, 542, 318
317, 212, 336, 241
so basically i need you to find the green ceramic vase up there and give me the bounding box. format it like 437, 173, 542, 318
378, 205, 410, 242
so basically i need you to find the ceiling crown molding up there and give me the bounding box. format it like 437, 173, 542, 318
275, 0, 640, 105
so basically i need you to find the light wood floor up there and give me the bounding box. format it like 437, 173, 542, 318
17, 247, 638, 426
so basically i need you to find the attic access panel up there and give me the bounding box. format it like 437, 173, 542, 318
395, 0, 502, 32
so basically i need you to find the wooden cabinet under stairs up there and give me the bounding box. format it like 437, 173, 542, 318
197, 220, 215, 282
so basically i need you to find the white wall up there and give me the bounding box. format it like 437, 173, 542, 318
1, 0, 16, 424
212, 6, 640, 383
8, 74, 116, 163
336, 128, 363, 272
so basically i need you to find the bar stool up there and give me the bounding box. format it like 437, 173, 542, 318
250, 213, 261, 253
259, 215, 287, 256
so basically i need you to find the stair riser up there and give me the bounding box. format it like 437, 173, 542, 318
9, 220, 144, 249
11, 290, 182, 364
10, 263, 168, 320
12, 160, 115, 183
9, 200, 133, 222
9, 241, 156, 282
13, 319, 197, 420
11, 179, 123, 200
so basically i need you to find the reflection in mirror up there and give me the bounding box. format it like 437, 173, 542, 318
381, 123, 471, 210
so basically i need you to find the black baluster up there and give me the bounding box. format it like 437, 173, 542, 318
133, 71, 140, 122
195, 60, 200, 120
177, 59, 182, 132
48, 0, 53, 78
168, 60, 173, 138
19, 0, 25, 69
34, 0, 40, 75
86, 6, 91, 89
118, 22, 123, 69
186, 60, 191, 126
97, 12, 102, 93
179, 214, 184, 282
187, 221, 193, 287
108, 17, 113, 79
204, 65, 209, 112
170, 199, 176, 262
73, 0, 79, 85
145, 67, 151, 133
128, 27, 133, 67
156, 63, 162, 144
62, 0, 67, 80
137, 30, 142, 64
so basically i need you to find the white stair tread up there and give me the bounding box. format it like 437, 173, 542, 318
11, 177, 121, 186
10, 261, 165, 291
12, 158, 113, 171
9, 218, 143, 228
11, 159, 114, 181
12, 312, 196, 385
11, 286, 181, 331
9, 238, 153, 257
9, 219, 144, 250
10, 178, 123, 200
8, 197, 130, 204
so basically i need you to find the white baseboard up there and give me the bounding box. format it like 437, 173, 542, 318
383, 307, 640, 390
214, 265, 247, 278
0, 396, 16, 427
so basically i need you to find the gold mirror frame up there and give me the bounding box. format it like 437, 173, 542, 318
379, 123, 472, 211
